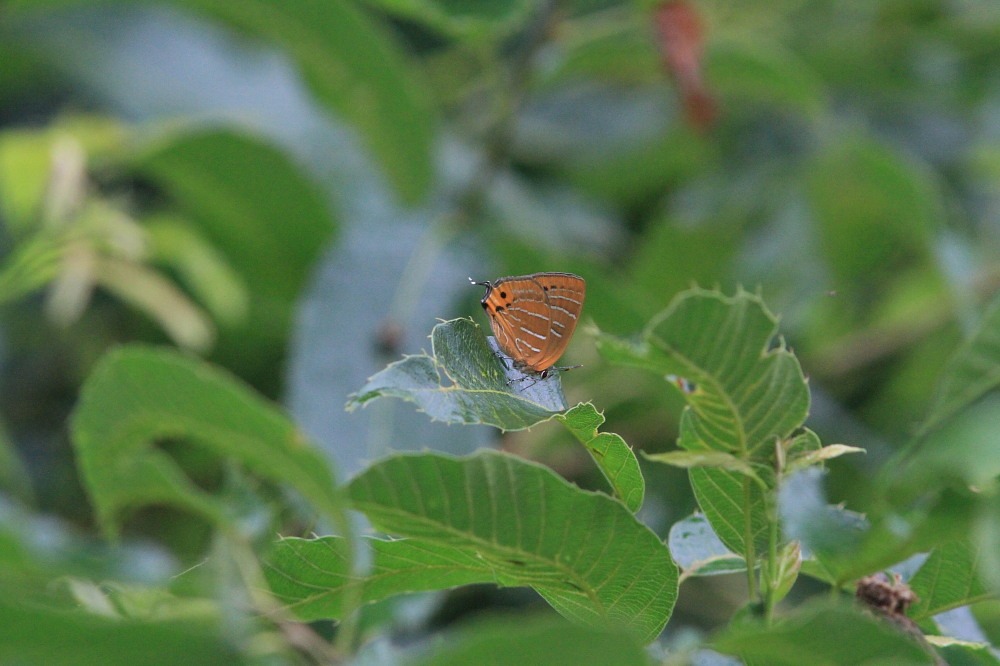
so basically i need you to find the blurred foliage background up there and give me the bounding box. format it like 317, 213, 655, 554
2, 0, 999, 654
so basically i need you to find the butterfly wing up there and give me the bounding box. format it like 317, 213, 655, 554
482, 276, 551, 370
481, 272, 585, 373
533, 273, 586, 372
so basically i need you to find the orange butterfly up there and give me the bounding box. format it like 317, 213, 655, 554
470, 272, 586, 378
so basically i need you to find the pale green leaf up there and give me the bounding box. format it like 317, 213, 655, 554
555, 403, 644, 512
930, 637, 1000, 665
94, 257, 215, 352
785, 444, 865, 473
347, 451, 678, 643
772, 540, 802, 605
347, 318, 570, 431
644, 450, 760, 477
70, 345, 343, 537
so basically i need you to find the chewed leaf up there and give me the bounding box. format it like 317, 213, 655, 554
668, 514, 747, 580
347, 318, 570, 431
347, 450, 678, 643
556, 403, 644, 512
598, 288, 809, 455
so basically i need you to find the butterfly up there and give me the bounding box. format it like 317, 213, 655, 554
470, 272, 586, 378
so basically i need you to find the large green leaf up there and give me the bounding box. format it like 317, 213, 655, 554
70, 345, 343, 537
7, 0, 434, 203
597, 288, 809, 456
346, 451, 678, 643
598, 288, 808, 558
347, 318, 570, 431
555, 403, 644, 512
921, 292, 1000, 434
908, 540, 992, 622
712, 603, 937, 666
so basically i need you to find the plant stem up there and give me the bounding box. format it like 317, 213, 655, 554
742, 475, 758, 601
763, 503, 780, 625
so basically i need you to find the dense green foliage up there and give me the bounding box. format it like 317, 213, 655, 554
2, 1, 999, 664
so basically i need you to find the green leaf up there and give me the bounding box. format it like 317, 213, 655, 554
0, 593, 241, 666
894, 396, 1000, 494
909, 540, 992, 622
7, 1, 435, 202
0, 230, 69, 304
134, 129, 335, 313
780, 469, 976, 585
70, 345, 343, 537
144, 215, 249, 327
555, 403, 644, 512
668, 513, 747, 580
597, 288, 810, 456
347, 318, 571, 431
0, 116, 129, 233
808, 138, 939, 286
706, 38, 825, 116
409, 614, 652, 666
689, 466, 770, 558
265, 536, 493, 621
175, 0, 434, 203
346, 451, 678, 643
771, 540, 802, 604
712, 603, 937, 666
922, 292, 1000, 433
598, 288, 808, 558
366, 0, 533, 39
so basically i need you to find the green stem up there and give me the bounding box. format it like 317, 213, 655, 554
763, 502, 780, 625
742, 475, 758, 601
